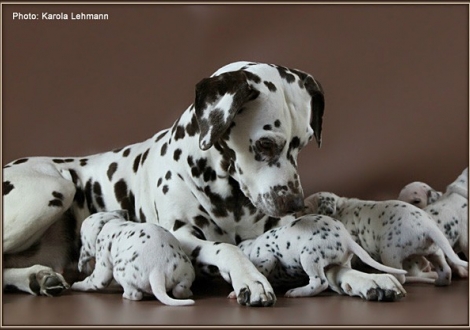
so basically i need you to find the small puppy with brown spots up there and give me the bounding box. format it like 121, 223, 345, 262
304, 192, 468, 286
71, 210, 195, 306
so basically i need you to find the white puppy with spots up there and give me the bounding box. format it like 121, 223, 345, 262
304, 192, 468, 286
234, 214, 406, 300
398, 167, 468, 278
71, 210, 195, 306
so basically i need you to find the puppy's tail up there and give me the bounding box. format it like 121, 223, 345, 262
149, 269, 195, 306
428, 221, 468, 269
347, 238, 407, 275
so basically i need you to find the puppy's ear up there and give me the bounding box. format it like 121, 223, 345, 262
303, 76, 325, 148
304, 194, 319, 213
194, 71, 259, 150
116, 209, 129, 220
426, 189, 442, 205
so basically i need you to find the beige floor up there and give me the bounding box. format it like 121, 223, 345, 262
2, 277, 468, 327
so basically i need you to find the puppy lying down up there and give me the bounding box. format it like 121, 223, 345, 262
230, 214, 406, 299
304, 192, 468, 286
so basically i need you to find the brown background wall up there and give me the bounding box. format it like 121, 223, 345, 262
2, 3, 468, 200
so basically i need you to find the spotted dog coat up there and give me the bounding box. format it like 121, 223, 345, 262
305, 192, 468, 285
398, 168, 468, 278
3, 61, 406, 305
235, 215, 406, 300
71, 210, 195, 306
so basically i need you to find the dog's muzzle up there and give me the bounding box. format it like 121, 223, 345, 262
258, 191, 305, 217
278, 194, 305, 214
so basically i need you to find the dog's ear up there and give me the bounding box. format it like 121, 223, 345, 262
303, 75, 325, 148
194, 70, 259, 151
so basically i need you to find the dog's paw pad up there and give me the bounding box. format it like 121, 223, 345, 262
34, 270, 70, 297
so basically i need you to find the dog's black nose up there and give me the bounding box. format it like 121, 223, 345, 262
281, 195, 305, 214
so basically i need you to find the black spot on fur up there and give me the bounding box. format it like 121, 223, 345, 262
161, 143, 168, 156
276, 66, 296, 83
84, 180, 97, 213
139, 208, 147, 222
3, 181, 14, 195
174, 126, 186, 141
191, 226, 206, 240
114, 179, 136, 220
155, 130, 168, 143
93, 182, 106, 209
141, 149, 150, 166
194, 215, 209, 228
48, 199, 63, 207
186, 115, 199, 136
264, 217, 280, 232
123, 148, 131, 157
264, 81, 277, 92
107, 162, 118, 181
173, 219, 186, 231
133, 154, 142, 173
191, 246, 201, 259
80, 159, 88, 166
165, 171, 172, 180
13, 158, 29, 165
173, 149, 182, 161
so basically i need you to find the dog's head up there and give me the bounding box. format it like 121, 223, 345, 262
78, 210, 129, 273
397, 182, 441, 209
304, 192, 339, 216
194, 61, 324, 217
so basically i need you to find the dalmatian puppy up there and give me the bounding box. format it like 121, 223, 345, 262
71, 210, 195, 306
233, 214, 406, 300
398, 182, 442, 209
304, 192, 468, 286
3, 61, 407, 305
398, 167, 468, 278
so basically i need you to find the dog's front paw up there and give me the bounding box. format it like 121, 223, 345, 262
229, 268, 276, 307
30, 268, 70, 297
343, 273, 406, 302
236, 283, 276, 307
326, 266, 406, 302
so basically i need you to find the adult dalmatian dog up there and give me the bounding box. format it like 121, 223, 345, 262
3, 61, 406, 306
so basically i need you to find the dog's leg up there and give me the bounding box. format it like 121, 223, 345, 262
285, 255, 328, 297
3, 265, 70, 296
3, 164, 77, 295
325, 265, 407, 301
426, 249, 453, 286
173, 228, 276, 307
71, 260, 114, 292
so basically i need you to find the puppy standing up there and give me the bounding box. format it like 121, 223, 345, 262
234, 214, 406, 300
304, 192, 468, 286
398, 167, 468, 277
71, 210, 195, 306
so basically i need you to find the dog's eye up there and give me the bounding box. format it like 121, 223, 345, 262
255, 138, 278, 157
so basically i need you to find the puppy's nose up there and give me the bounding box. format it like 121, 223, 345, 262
280, 195, 305, 214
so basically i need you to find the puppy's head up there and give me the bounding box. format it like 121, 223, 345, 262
397, 182, 441, 208
304, 192, 339, 216
78, 210, 129, 273
194, 62, 325, 217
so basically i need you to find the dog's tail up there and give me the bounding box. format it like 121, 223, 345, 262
347, 238, 407, 275
427, 221, 468, 269
149, 269, 195, 306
